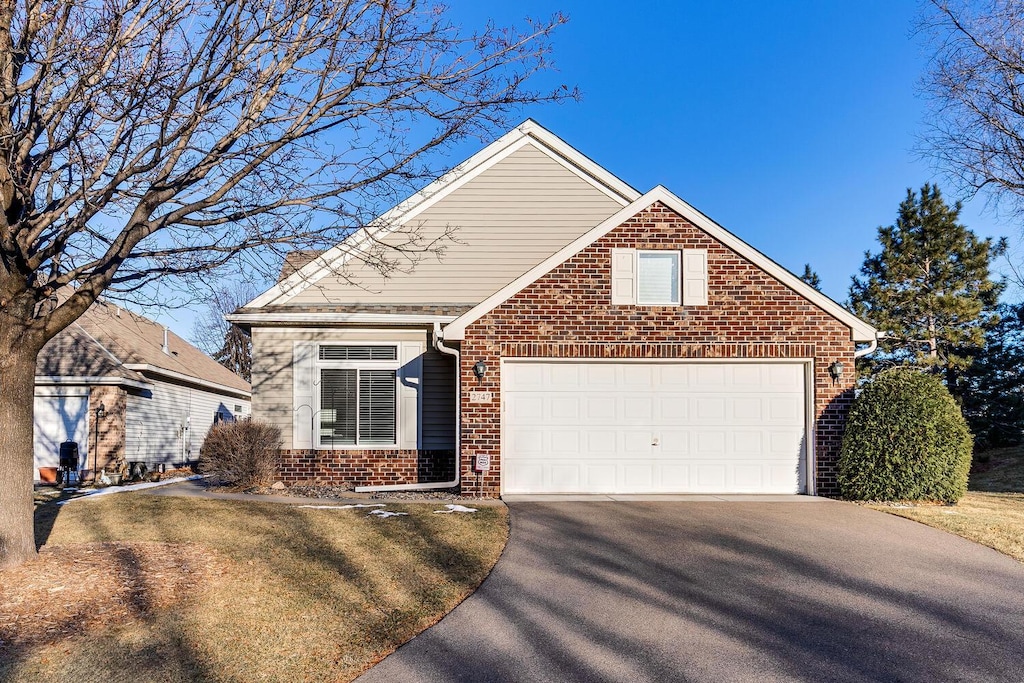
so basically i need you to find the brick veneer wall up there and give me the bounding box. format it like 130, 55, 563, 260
87, 386, 126, 478
461, 202, 857, 497
277, 449, 456, 487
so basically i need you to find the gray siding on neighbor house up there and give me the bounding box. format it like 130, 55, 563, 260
286, 142, 625, 306
125, 380, 250, 467
252, 327, 454, 450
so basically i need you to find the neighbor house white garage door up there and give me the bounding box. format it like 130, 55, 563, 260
502, 361, 808, 494
34, 390, 90, 471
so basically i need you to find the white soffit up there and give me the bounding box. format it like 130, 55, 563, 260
442, 186, 877, 343
245, 120, 641, 309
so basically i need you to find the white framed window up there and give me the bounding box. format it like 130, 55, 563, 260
637, 251, 681, 305
316, 344, 398, 447
612, 247, 707, 306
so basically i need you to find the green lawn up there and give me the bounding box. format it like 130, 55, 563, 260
1, 494, 508, 682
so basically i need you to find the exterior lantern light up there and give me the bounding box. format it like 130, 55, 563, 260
828, 361, 844, 383
473, 360, 488, 381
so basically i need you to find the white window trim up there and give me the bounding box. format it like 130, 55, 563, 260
315, 343, 401, 449
636, 250, 682, 306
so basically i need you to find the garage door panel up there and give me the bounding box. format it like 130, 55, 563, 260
34, 394, 90, 472
585, 464, 617, 490
503, 361, 807, 494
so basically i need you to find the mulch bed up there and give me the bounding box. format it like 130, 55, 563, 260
0, 542, 226, 651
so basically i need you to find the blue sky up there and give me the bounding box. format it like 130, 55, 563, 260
153, 1, 1016, 338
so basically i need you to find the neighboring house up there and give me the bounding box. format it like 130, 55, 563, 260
231, 120, 877, 497
34, 299, 251, 482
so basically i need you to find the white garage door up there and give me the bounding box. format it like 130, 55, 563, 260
502, 361, 808, 494
34, 392, 90, 471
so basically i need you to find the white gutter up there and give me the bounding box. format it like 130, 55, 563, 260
226, 312, 458, 326
854, 332, 885, 359
354, 322, 462, 493
123, 364, 251, 399
35, 375, 152, 391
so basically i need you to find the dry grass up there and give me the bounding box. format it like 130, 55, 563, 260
868, 492, 1024, 563
868, 445, 1024, 564
1, 494, 508, 682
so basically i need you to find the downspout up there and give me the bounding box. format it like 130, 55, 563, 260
354, 322, 462, 492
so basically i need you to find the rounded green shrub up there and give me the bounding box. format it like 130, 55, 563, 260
838, 368, 972, 503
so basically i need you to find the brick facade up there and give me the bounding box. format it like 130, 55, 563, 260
277, 448, 456, 487
86, 386, 127, 478
460, 202, 856, 497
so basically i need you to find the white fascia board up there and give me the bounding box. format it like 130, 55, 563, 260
123, 364, 252, 399
227, 312, 458, 326
443, 186, 877, 343
246, 120, 640, 309
647, 187, 878, 342
35, 376, 152, 391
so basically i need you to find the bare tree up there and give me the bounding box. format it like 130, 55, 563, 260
0, 0, 575, 567
919, 0, 1024, 216
191, 283, 258, 381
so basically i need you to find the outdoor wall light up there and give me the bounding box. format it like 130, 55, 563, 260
95, 402, 106, 418
473, 360, 488, 381
828, 361, 844, 383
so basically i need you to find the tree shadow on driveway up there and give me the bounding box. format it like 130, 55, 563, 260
359, 500, 1024, 683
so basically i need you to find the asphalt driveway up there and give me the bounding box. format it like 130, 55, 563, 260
358, 498, 1024, 682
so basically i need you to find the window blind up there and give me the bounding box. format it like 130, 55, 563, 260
358, 370, 397, 444
320, 369, 357, 444
637, 252, 680, 304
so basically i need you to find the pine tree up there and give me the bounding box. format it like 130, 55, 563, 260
799, 264, 822, 291
849, 183, 1005, 378
960, 303, 1024, 449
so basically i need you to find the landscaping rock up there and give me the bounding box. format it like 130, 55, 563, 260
270, 481, 286, 490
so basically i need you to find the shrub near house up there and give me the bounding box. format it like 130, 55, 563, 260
199, 420, 282, 488
839, 369, 972, 503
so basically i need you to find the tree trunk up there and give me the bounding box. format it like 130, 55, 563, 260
0, 340, 42, 568
0, 286, 47, 568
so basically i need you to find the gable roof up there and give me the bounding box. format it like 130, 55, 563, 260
245, 120, 641, 310
38, 299, 251, 397
441, 186, 878, 343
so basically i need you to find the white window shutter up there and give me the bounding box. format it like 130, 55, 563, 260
399, 342, 422, 449
611, 248, 636, 305
292, 341, 315, 449
682, 249, 709, 306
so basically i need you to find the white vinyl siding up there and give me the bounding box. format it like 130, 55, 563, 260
125, 381, 249, 468
637, 251, 680, 305
286, 144, 625, 306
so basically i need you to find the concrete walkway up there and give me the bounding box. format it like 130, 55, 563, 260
358, 499, 1024, 682
140, 477, 505, 507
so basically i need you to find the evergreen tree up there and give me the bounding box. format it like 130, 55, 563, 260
960, 303, 1024, 449
799, 264, 822, 291
849, 184, 1006, 378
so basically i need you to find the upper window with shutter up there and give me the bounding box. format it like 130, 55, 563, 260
611, 248, 707, 306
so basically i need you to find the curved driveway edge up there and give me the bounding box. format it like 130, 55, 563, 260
357, 499, 1024, 682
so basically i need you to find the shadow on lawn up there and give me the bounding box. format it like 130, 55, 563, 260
5, 502, 215, 682
971, 445, 1024, 493
12, 493, 503, 682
